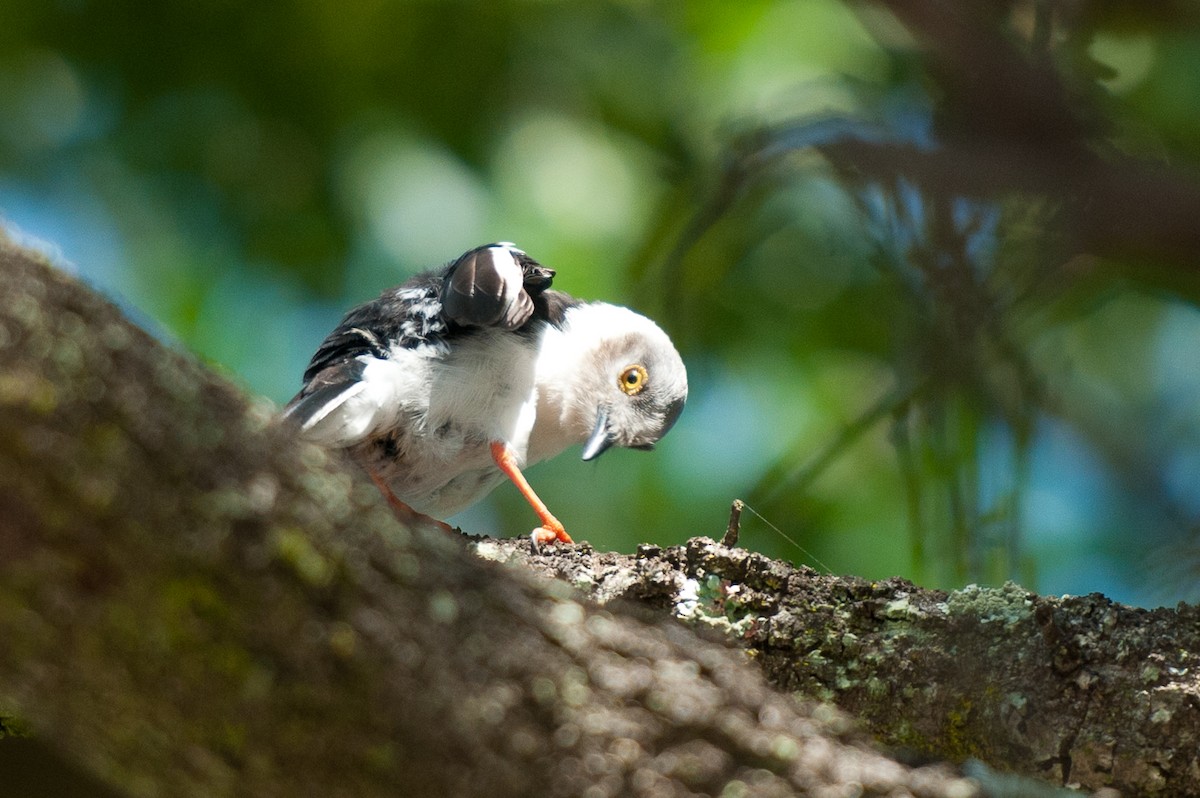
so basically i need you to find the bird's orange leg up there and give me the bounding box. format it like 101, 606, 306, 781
489, 441, 574, 544
368, 470, 455, 534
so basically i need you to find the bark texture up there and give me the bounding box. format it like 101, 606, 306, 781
0, 239, 1000, 796
487, 537, 1200, 795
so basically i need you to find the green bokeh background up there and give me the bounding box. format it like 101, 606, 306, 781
4, 1, 1200, 607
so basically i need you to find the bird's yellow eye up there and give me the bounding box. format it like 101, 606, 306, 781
619, 364, 648, 396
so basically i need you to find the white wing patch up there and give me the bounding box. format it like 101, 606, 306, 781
300, 353, 431, 447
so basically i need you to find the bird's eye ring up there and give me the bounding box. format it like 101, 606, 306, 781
619, 364, 648, 396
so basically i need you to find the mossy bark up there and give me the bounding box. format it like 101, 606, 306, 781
0, 239, 1003, 797
487, 537, 1200, 795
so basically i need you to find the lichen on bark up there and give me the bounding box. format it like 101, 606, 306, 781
487, 536, 1200, 795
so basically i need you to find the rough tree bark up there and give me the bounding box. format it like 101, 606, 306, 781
0, 239, 986, 797
485, 538, 1200, 795
0, 235, 1182, 797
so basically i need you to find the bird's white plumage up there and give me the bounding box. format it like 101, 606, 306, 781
526, 302, 683, 462
299, 302, 682, 517
293, 382, 368, 440
338, 327, 542, 516
296, 349, 433, 446
285, 243, 688, 526
487, 245, 525, 302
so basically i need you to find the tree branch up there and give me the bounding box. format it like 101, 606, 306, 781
0, 238, 1001, 797
481, 536, 1200, 796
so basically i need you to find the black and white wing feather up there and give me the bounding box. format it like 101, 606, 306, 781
282, 243, 559, 447
442, 244, 555, 330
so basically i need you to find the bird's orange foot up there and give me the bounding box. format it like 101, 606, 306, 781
530, 521, 574, 546
490, 441, 577, 545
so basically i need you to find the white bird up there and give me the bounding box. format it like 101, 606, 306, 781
283, 243, 688, 544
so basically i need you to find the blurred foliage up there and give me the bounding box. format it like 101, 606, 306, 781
3, 0, 1200, 606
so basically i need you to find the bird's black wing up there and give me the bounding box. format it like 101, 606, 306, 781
282, 272, 446, 434
281, 322, 383, 435
281, 358, 369, 432
441, 244, 556, 330
302, 325, 389, 383
282, 244, 570, 439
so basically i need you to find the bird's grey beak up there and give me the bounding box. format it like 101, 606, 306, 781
581, 407, 614, 461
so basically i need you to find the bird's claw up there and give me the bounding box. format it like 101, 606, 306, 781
530, 523, 573, 547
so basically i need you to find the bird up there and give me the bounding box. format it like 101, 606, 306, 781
282, 242, 688, 544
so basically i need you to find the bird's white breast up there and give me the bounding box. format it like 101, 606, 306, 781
354, 328, 552, 517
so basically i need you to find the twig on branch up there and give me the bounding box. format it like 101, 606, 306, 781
723, 499, 744, 548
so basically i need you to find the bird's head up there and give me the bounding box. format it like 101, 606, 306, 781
547, 303, 687, 461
